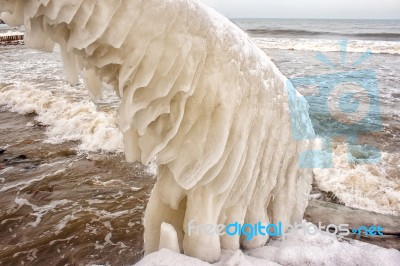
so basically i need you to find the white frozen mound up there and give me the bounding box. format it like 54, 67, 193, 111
0, 0, 315, 262
136, 224, 400, 266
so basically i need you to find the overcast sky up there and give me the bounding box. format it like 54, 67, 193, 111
201, 0, 400, 19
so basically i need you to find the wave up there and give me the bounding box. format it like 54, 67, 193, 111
0, 84, 124, 153
0, 30, 24, 37
254, 37, 400, 54
313, 143, 400, 216
247, 28, 400, 40
248, 28, 332, 36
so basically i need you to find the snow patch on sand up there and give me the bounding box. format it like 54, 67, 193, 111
136, 222, 400, 266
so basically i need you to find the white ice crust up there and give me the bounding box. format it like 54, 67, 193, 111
1, 0, 314, 262
136, 224, 400, 266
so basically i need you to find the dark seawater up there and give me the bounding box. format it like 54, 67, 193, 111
232, 19, 400, 40
0, 19, 399, 265
0, 110, 155, 265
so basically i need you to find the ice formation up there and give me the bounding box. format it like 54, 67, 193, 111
137, 224, 400, 266
0, 0, 314, 262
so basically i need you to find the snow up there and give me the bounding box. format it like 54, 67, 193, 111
2, 0, 318, 263
136, 224, 400, 266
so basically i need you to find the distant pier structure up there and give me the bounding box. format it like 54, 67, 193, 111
0, 33, 24, 45
0, 23, 24, 45
0, 19, 24, 45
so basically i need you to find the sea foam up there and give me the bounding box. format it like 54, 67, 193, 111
254, 38, 400, 55
314, 144, 400, 216
0, 84, 124, 153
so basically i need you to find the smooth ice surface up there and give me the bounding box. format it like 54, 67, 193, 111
1, 0, 315, 262
159, 222, 180, 253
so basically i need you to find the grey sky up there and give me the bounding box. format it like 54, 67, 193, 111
201, 0, 400, 19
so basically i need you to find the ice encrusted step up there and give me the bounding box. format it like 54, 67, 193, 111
305, 200, 400, 250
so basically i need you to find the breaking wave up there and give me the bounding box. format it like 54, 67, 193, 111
254, 38, 400, 55
313, 143, 400, 216
0, 84, 123, 153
